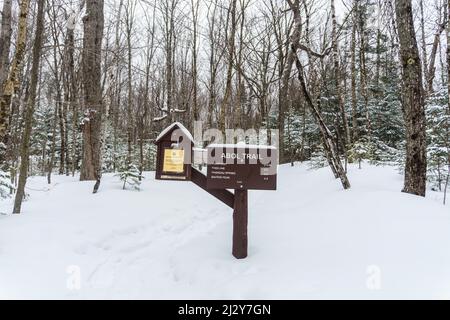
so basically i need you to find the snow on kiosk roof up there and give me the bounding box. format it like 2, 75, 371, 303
155, 122, 194, 143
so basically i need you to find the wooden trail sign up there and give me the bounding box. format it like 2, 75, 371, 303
155, 123, 278, 259
207, 144, 277, 191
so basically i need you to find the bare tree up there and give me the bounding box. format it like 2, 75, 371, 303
445, 0, 450, 204
426, 2, 447, 94
356, 0, 371, 139
331, 0, 351, 148
219, 0, 237, 132
138, 1, 157, 177
350, 0, 358, 141
65, 1, 84, 176
206, 0, 225, 128
48, 2, 67, 175
190, 0, 200, 123
124, 0, 135, 164
287, 0, 351, 190
270, 0, 292, 163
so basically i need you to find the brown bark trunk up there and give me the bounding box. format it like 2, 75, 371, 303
395, 0, 427, 197
80, 0, 104, 193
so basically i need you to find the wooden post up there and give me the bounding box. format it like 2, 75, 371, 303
232, 189, 248, 259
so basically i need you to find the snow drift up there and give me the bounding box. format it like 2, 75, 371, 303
0, 163, 449, 299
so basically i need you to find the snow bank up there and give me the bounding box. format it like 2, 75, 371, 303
0, 163, 449, 299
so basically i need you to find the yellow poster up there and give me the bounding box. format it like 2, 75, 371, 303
163, 149, 185, 173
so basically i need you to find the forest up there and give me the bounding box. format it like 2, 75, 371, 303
0, 0, 449, 213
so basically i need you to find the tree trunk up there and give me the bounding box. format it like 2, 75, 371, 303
395, 0, 427, 197
191, 0, 200, 123
0, 0, 12, 98
112, 0, 123, 173
279, 40, 295, 165
350, 1, 358, 141
419, 0, 429, 91
163, 0, 176, 123
427, 19, 446, 94
125, 1, 134, 164
357, 0, 371, 140
206, 1, 223, 129
13, 0, 46, 214
50, 25, 65, 175
48, 103, 58, 184
65, 6, 82, 176
331, 0, 351, 146
219, 0, 237, 132
446, 0, 450, 204
0, 0, 30, 163
80, 0, 104, 194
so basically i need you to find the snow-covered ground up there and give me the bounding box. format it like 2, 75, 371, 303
0, 163, 449, 300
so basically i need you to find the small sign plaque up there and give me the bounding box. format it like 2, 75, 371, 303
163, 149, 185, 173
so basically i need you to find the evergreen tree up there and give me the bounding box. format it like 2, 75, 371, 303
0, 168, 14, 199
426, 87, 450, 191
115, 161, 144, 190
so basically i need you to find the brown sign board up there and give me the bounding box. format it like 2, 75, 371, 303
155, 122, 193, 181
206, 144, 277, 191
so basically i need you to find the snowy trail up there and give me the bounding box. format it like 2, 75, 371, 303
0, 163, 449, 299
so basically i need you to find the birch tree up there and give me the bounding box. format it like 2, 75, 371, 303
13, 0, 46, 214
0, 0, 12, 98
0, 0, 30, 163
286, 0, 351, 190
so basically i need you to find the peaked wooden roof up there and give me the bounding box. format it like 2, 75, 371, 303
155, 122, 194, 143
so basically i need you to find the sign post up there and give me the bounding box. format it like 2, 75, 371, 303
233, 189, 248, 259
155, 123, 277, 259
